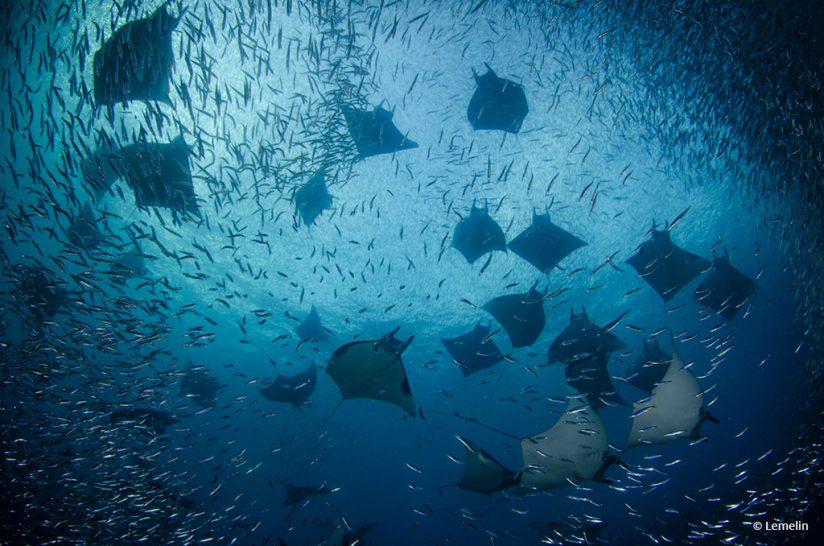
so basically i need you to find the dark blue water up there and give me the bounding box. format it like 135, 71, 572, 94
1, 1, 822, 545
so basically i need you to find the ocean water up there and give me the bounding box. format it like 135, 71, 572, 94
1, 1, 822, 544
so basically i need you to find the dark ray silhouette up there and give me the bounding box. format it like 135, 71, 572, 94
482, 287, 546, 348
83, 136, 199, 218
549, 309, 626, 407
68, 202, 104, 249
282, 483, 334, 506
180, 365, 223, 408
14, 265, 67, 326
295, 305, 332, 343
259, 363, 318, 408
442, 322, 504, 376
563, 355, 624, 408
509, 212, 586, 274
456, 436, 520, 494
294, 172, 332, 227
341, 104, 418, 159
626, 229, 709, 302
452, 202, 507, 264
548, 308, 626, 366
467, 64, 528, 133
624, 337, 671, 394
694, 252, 755, 320
93, 5, 180, 105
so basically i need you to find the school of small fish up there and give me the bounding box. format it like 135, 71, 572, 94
1, 0, 823, 544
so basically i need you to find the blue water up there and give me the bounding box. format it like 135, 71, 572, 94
1, 1, 822, 545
